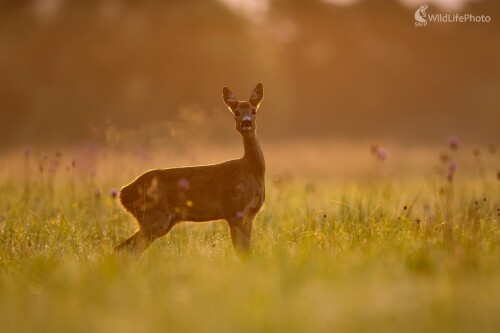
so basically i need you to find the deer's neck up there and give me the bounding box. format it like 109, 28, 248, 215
242, 132, 265, 175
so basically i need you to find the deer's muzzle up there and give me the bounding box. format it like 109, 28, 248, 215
240, 115, 253, 131
241, 119, 253, 131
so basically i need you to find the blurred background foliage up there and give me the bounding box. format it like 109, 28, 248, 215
0, 0, 499, 149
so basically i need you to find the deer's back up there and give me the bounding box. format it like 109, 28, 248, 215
120, 159, 264, 222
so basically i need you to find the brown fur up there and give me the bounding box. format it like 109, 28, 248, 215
115, 84, 265, 256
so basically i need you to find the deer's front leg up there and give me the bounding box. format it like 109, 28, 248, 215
227, 212, 256, 256
227, 218, 250, 256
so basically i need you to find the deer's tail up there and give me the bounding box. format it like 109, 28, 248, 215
119, 183, 138, 216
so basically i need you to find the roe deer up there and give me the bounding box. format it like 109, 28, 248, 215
115, 83, 265, 256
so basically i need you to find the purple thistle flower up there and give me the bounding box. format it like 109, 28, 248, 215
110, 188, 118, 199
377, 148, 388, 161
448, 136, 460, 150
177, 178, 190, 190
23, 146, 31, 157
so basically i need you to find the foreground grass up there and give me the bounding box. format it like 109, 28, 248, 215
0, 156, 499, 332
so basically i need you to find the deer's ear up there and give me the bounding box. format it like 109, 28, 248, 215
249, 83, 264, 107
223, 87, 238, 110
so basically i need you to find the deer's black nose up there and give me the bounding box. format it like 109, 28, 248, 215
241, 119, 253, 130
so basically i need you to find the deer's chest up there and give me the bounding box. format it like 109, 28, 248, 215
244, 175, 265, 211
252, 182, 265, 210
233, 175, 265, 210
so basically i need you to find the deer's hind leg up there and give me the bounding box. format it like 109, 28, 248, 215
115, 209, 176, 255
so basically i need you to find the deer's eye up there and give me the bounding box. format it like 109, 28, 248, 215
252, 110, 256, 115
234, 111, 240, 116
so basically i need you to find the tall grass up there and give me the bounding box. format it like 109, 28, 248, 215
0, 145, 499, 333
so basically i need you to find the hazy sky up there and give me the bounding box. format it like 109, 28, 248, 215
3, 0, 497, 147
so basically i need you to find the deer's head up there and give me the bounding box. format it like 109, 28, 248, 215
223, 83, 264, 134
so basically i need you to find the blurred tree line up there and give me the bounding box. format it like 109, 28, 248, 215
0, 0, 499, 148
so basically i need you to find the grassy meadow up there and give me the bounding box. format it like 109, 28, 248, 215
0, 141, 499, 333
